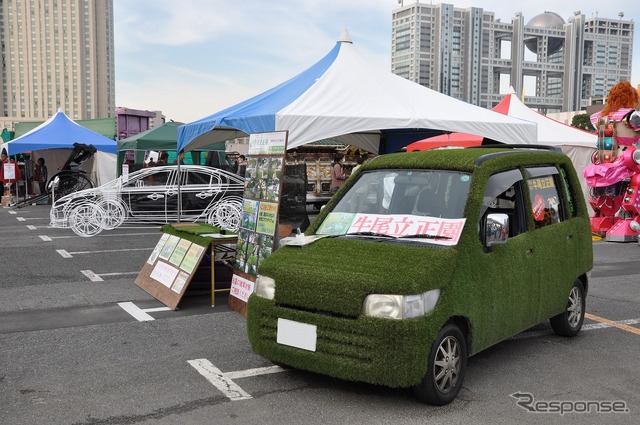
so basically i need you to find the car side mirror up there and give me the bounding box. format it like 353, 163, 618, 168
484, 213, 509, 248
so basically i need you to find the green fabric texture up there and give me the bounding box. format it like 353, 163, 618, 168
14, 117, 116, 139
160, 223, 231, 247
246, 147, 594, 388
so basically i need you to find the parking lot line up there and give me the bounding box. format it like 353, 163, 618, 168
226, 365, 285, 380
117, 302, 171, 321
39, 232, 158, 241
57, 247, 153, 258
187, 359, 252, 401
81, 270, 103, 282
585, 313, 640, 336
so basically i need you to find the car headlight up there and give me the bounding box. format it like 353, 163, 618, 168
363, 289, 440, 320
255, 275, 276, 300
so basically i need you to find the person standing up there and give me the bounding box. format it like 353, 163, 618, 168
0, 149, 22, 195
237, 155, 247, 177
352, 154, 366, 172
34, 157, 48, 194
330, 153, 346, 193
157, 152, 169, 165
173, 152, 185, 165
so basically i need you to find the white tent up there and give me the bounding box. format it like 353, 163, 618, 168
493, 89, 597, 211
178, 29, 537, 154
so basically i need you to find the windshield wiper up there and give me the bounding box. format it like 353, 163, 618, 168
397, 234, 452, 240
343, 231, 396, 238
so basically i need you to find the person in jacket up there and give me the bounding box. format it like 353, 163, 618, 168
330, 153, 346, 193
0, 149, 22, 195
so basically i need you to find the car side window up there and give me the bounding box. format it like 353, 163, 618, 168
148, 170, 172, 187
525, 167, 564, 229
481, 170, 527, 238
185, 170, 211, 186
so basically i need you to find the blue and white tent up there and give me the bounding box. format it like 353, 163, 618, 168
1, 109, 118, 186
178, 29, 537, 154
1, 109, 117, 156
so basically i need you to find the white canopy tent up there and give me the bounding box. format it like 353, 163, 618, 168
178, 29, 537, 154
493, 89, 597, 211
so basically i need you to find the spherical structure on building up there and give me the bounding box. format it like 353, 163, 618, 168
525, 11, 565, 55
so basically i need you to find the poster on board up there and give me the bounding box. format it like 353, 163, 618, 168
230, 131, 288, 314
134, 233, 208, 310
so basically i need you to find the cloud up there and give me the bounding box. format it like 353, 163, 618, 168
114, 0, 640, 123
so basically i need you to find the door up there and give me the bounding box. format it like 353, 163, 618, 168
475, 169, 540, 346
126, 168, 176, 220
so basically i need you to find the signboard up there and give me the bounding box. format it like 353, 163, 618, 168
230, 131, 288, 314
317, 213, 466, 247
3, 162, 16, 181
134, 232, 208, 310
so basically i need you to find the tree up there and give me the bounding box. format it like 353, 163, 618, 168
571, 113, 594, 132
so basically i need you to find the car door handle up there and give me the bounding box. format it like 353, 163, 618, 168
147, 193, 165, 200
195, 191, 213, 199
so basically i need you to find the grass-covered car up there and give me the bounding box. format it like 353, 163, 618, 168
49, 165, 244, 237
246, 145, 593, 405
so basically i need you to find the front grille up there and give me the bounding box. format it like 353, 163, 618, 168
257, 307, 377, 365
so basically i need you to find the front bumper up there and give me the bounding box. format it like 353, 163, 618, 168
246, 295, 440, 388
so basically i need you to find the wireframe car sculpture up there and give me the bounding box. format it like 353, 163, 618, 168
50, 165, 245, 237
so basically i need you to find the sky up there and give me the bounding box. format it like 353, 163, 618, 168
113, 0, 640, 124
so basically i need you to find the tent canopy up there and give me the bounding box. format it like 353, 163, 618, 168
1, 109, 117, 155
407, 133, 485, 151
407, 88, 596, 151
118, 121, 184, 151
13, 117, 116, 140
492, 89, 595, 147
118, 121, 226, 152
178, 29, 537, 155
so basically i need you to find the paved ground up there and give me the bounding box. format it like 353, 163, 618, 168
0, 204, 638, 425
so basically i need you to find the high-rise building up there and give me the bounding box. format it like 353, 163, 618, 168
0, 0, 115, 130
391, 3, 634, 113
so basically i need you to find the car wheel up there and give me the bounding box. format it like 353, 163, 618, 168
69, 203, 104, 237
412, 323, 467, 405
97, 199, 127, 230
207, 198, 242, 231
550, 280, 586, 337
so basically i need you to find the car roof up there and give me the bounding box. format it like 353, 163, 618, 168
362, 145, 569, 174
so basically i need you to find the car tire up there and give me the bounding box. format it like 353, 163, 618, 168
69, 203, 104, 237
97, 199, 127, 230
412, 323, 467, 405
207, 198, 242, 231
550, 280, 586, 337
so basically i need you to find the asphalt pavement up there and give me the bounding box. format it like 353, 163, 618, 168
0, 204, 639, 425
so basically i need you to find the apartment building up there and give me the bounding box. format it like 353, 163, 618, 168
0, 0, 115, 130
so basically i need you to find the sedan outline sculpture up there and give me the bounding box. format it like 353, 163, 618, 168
50, 165, 245, 237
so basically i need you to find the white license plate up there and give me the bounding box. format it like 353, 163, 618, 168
276, 318, 317, 352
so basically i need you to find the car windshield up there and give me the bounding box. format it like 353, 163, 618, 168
316, 169, 472, 246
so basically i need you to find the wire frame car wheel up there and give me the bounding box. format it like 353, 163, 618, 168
207, 197, 243, 231
69, 203, 105, 237
97, 199, 127, 230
